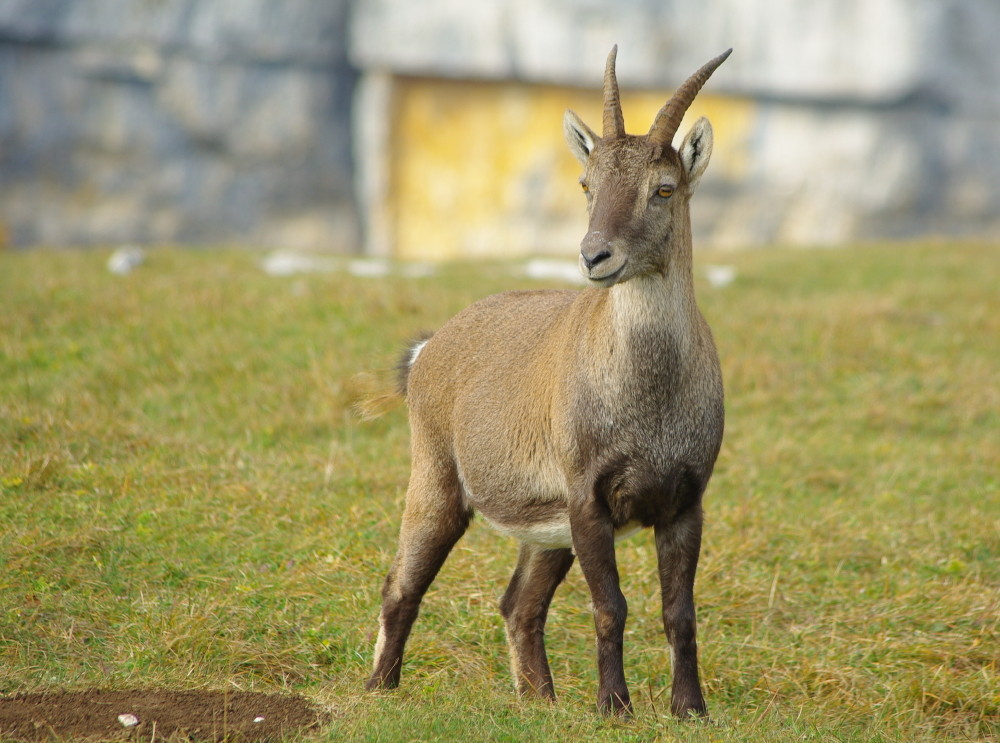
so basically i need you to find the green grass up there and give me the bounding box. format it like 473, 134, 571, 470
1, 243, 997, 742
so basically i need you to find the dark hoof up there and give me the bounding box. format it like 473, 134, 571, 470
364, 674, 400, 692
598, 693, 633, 717
671, 699, 708, 719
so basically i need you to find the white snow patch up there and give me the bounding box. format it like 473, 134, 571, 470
704, 264, 737, 288
520, 258, 585, 284
347, 258, 391, 278
260, 250, 336, 276
107, 246, 145, 275
399, 262, 436, 279
260, 251, 437, 279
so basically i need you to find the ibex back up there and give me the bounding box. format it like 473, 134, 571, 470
365, 46, 731, 718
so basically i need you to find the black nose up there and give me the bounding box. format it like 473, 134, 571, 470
580, 239, 611, 271
581, 231, 614, 272
581, 248, 612, 271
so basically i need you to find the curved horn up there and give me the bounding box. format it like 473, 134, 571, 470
602, 45, 625, 139
648, 48, 732, 148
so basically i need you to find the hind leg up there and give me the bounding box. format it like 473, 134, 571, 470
366, 459, 470, 690
499, 544, 575, 699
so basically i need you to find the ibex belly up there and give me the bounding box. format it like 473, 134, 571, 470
455, 441, 573, 547
480, 515, 644, 549
454, 437, 646, 549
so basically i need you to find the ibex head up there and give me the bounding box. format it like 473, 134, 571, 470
563, 46, 732, 286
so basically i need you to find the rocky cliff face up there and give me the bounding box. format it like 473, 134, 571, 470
351, 0, 1000, 248
0, 0, 357, 249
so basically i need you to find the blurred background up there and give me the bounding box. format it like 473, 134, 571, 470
1, 0, 998, 256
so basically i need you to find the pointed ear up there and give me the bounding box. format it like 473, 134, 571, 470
679, 117, 714, 190
563, 109, 599, 165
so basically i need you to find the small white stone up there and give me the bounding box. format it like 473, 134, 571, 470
253, 716, 265, 723
117, 713, 140, 727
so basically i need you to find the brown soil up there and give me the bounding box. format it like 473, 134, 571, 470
0, 689, 326, 742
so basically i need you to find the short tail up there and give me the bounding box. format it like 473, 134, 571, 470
354, 333, 433, 420
395, 332, 433, 397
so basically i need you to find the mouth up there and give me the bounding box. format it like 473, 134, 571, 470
584, 261, 626, 287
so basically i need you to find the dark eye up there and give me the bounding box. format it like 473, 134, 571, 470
657, 185, 674, 199
581, 181, 590, 193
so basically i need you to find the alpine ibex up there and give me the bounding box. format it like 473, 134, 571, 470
366, 46, 731, 718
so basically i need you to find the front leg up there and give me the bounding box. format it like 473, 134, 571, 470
569, 496, 631, 716
655, 503, 707, 718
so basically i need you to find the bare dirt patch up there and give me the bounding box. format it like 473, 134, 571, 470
0, 689, 326, 742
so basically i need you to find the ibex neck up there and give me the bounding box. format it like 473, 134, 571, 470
610, 205, 699, 335
610, 270, 696, 348
580, 266, 699, 406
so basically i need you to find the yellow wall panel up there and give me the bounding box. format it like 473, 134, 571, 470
391, 78, 754, 260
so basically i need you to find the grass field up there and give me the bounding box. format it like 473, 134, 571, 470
1, 243, 997, 742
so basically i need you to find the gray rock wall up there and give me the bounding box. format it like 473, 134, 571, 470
0, 0, 357, 249
3, 0, 999, 251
